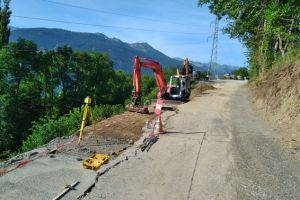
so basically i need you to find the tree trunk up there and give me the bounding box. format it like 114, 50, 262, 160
277, 34, 285, 57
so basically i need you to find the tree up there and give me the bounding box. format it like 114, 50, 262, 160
232, 67, 249, 79
198, 0, 300, 79
0, 39, 137, 154
0, 38, 44, 151
0, 0, 11, 48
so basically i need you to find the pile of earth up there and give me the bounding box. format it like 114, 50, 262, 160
250, 59, 300, 158
190, 81, 216, 99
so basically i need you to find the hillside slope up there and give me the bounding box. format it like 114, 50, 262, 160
10, 27, 239, 74
250, 59, 300, 156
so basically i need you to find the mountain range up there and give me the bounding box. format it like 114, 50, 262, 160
9, 27, 239, 74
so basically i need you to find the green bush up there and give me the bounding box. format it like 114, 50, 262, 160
21, 104, 124, 152
141, 88, 158, 106
272, 47, 300, 70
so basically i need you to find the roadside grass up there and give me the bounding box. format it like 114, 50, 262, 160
272, 47, 300, 71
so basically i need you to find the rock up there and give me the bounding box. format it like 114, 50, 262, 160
29, 152, 39, 157
293, 146, 300, 151
128, 140, 134, 145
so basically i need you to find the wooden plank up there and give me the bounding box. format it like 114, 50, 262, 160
52, 181, 80, 200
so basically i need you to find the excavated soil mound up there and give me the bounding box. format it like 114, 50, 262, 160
190, 81, 216, 99
57, 111, 156, 158
250, 60, 300, 156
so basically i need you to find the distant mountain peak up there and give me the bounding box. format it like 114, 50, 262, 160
9, 27, 181, 72
9, 27, 238, 74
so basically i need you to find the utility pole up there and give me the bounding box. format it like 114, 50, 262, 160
207, 18, 219, 80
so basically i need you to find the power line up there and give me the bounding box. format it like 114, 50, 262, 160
41, 0, 202, 28
207, 18, 219, 79
172, 0, 197, 7
12, 15, 202, 35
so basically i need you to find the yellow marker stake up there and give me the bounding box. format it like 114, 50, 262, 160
78, 96, 95, 144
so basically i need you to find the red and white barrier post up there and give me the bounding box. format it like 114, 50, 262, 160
154, 99, 164, 134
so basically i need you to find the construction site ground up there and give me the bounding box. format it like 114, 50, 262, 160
0, 111, 155, 199
1, 80, 300, 200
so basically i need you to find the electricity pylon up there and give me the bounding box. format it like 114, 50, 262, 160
207, 18, 219, 80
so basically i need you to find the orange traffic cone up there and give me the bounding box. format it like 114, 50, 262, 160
154, 115, 164, 135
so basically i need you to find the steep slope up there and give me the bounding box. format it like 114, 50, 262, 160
9, 28, 181, 72
250, 59, 300, 157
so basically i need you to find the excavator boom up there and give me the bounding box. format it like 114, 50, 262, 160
133, 56, 167, 97
127, 56, 167, 113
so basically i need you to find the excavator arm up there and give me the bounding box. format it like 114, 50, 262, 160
133, 56, 167, 99
128, 56, 167, 113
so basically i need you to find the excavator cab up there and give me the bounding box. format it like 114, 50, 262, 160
168, 75, 191, 100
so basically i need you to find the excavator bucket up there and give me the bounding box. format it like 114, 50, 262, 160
126, 104, 149, 114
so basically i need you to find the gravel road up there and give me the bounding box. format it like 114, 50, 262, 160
85, 80, 300, 200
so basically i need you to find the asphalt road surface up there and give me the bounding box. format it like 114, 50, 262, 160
86, 80, 300, 200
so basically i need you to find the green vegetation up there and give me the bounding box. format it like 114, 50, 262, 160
0, 38, 133, 156
0, 37, 176, 158
272, 46, 300, 70
22, 104, 124, 152
140, 67, 177, 105
0, 0, 11, 48
232, 67, 249, 79
198, 0, 299, 79
0, 0, 176, 159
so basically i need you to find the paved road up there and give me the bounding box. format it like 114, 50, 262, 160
86, 80, 300, 200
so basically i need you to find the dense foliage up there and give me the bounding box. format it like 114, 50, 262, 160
0, 38, 134, 155
0, 0, 175, 159
198, 0, 300, 79
0, 37, 177, 157
232, 67, 249, 79
22, 104, 124, 152
0, 0, 11, 48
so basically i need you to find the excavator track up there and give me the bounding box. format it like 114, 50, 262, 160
126, 104, 149, 114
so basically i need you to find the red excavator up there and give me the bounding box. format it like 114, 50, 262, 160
126, 56, 191, 114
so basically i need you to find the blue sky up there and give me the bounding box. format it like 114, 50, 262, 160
10, 0, 247, 66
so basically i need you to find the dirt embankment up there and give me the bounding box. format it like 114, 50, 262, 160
250, 60, 300, 156
190, 81, 216, 99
